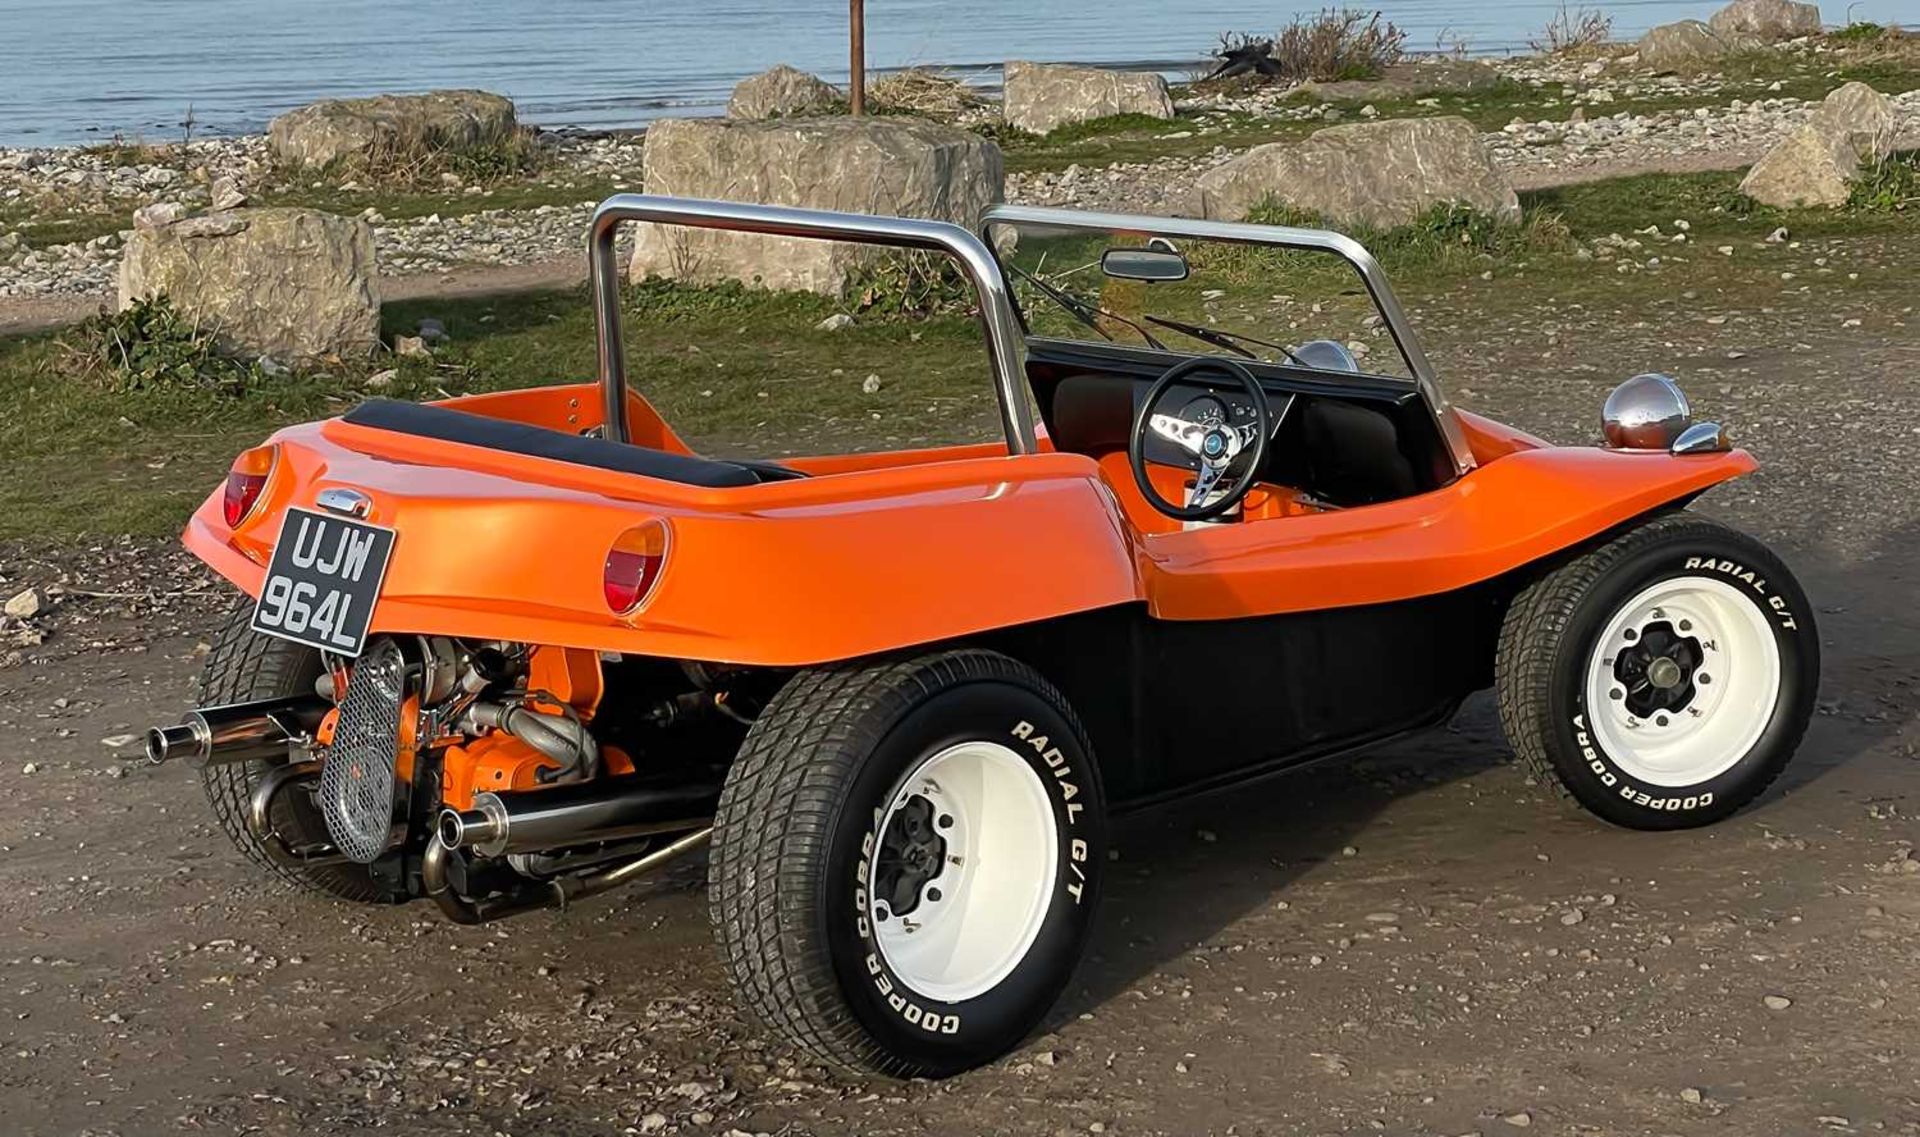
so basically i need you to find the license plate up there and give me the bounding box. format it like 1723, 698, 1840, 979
250, 507, 396, 657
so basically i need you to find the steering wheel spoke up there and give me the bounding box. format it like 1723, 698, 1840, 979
1187, 458, 1229, 508
1128, 356, 1273, 523
1148, 413, 1208, 456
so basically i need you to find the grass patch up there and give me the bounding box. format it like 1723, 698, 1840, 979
0, 206, 126, 250
77, 136, 181, 169
1521, 166, 1920, 241
62, 296, 273, 394
1828, 22, 1905, 46
253, 173, 633, 224
1250, 201, 1573, 269
1849, 150, 1920, 212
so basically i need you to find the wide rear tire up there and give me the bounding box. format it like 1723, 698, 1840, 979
197, 601, 407, 903
708, 649, 1105, 1077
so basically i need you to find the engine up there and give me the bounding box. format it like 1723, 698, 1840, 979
147, 634, 771, 922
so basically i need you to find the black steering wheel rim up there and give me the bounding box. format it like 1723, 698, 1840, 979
1128, 355, 1273, 522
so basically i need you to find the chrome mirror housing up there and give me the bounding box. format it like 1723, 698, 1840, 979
1670, 420, 1731, 454
1602, 373, 1692, 450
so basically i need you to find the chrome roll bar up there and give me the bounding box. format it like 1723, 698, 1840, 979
587, 194, 1036, 455
979, 204, 1477, 477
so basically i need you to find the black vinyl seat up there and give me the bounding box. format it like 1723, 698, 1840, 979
342, 398, 805, 487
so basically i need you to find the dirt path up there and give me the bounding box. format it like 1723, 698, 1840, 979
2, 254, 1917, 1137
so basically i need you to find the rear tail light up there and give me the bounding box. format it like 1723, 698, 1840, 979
223, 445, 277, 528
603, 519, 671, 615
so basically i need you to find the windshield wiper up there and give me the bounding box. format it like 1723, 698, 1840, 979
1005, 261, 1169, 352
1143, 314, 1308, 367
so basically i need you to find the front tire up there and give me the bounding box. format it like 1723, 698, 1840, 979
708, 650, 1105, 1078
1496, 512, 1819, 829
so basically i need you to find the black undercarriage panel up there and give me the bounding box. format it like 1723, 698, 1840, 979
985, 586, 1500, 807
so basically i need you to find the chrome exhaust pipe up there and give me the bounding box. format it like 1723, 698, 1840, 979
245, 759, 350, 868
146, 695, 331, 766
424, 825, 713, 925
437, 777, 720, 858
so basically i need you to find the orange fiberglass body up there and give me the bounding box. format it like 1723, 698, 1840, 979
150, 197, 1802, 1079
183, 388, 1754, 667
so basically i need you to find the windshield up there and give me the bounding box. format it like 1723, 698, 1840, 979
990, 221, 1416, 381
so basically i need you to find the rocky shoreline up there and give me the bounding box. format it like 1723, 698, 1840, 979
2, 43, 1914, 310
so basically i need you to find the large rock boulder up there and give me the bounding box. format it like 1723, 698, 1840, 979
1636, 20, 1750, 72
1810, 80, 1897, 159
728, 65, 841, 120
1741, 82, 1898, 207
1738, 126, 1860, 206
1194, 116, 1519, 228
118, 208, 380, 361
631, 117, 1002, 293
1708, 0, 1822, 41
269, 90, 518, 169
1003, 61, 1174, 135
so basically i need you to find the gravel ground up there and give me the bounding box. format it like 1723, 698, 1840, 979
1, 238, 1916, 1137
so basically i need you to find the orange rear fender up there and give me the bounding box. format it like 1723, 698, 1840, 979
184, 423, 1142, 667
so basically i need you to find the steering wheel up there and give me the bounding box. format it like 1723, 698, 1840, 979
1128, 356, 1273, 522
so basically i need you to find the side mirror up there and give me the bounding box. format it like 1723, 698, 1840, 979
1100, 247, 1189, 283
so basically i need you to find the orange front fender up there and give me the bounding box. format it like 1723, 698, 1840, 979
1140, 442, 1757, 620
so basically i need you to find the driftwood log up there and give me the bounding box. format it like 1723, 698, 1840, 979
1206, 39, 1284, 81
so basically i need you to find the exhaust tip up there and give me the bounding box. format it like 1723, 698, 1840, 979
146, 722, 204, 766
436, 808, 468, 849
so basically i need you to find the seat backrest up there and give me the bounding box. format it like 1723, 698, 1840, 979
342, 398, 767, 487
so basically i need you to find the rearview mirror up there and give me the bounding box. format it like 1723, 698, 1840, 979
1100, 247, 1189, 283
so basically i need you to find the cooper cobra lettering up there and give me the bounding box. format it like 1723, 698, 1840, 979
1572, 714, 1715, 811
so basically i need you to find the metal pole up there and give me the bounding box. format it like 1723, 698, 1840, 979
849, 0, 866, 115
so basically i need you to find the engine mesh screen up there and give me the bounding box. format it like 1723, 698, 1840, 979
318, 637, 405, 863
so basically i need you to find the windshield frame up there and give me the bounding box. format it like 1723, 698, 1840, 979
980, 204, 1476, 478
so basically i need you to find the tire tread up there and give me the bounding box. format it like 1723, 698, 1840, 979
707, 649, 1090, 1078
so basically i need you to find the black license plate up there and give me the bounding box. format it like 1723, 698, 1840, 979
250, 507, 396, 657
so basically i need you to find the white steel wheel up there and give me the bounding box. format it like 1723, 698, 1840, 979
1582, 575, 1782, 788
868, 740, 1059, 1004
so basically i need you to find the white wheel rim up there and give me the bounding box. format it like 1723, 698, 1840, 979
868, 741, 1058, 1003
1583, 575, 1781, 787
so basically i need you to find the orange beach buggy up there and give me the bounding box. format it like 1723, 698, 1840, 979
150, 196, 1818, 1076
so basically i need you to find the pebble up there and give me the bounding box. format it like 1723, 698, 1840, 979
1763, 994, 1793, 1010
4, 588, 41, 618
816, 313, 855, 331
1503, 1110, 1533, 1127
862, 374, 883, 394
1681, 1087, 1705, 1104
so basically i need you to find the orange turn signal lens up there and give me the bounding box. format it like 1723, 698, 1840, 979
223, 444, 277, 528
603, 519, 670, 615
